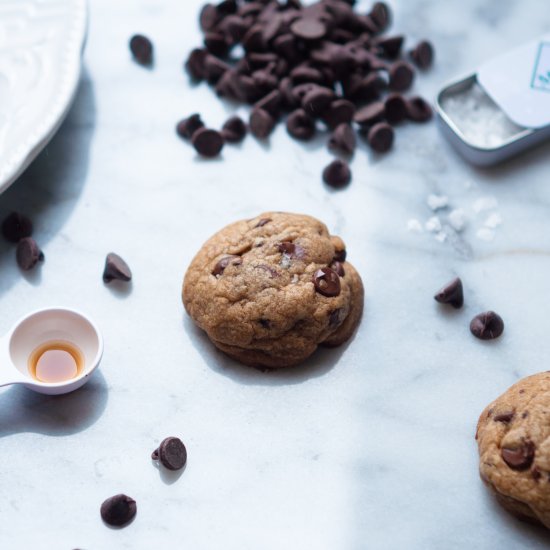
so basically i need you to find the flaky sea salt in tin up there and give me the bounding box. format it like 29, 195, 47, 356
436, 34, 550, 166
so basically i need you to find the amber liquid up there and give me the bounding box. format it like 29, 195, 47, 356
28, 341, 84, 383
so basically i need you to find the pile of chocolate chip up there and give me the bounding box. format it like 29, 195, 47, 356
1, 212, 44, 271
182, 0, 434, 187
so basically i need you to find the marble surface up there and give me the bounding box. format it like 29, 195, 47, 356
1, 1, 550, 548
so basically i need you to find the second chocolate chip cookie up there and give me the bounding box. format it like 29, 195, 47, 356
182, 212, 364, 368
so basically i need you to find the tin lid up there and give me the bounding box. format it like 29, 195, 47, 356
478, 33, 550, 129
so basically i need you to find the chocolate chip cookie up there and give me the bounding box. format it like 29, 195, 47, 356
182, 212, 364, 368
476, 372, 550, 528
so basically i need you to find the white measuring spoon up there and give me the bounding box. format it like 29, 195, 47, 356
0, 307, 103, 395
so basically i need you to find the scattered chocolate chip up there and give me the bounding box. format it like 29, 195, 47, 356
367, 122, 394, 152
322, 159, 351, 188
374, 35, 404, 59
212, 255, 241, 276
176, 114, 205, 140
321, 99, 356, 129
278, 242, 296, 255
254, 218, 271, 228
185, 48, 208, 80
16, 237, 44, 271
328, 123, 356, 155
369, 2, 391, 31
470, 311, 504, 340
312, 267, 341, 297
388, 61, 414, 91
250, 108, 276, 139
405, 96, 433, 123
286, 109, 316, 140
330, 261, 345, 277
100, 494, 137, 527
192, 128, 224, 157
302, 87, 334, 116
255, 89, 283, 118
501, 441, 535, 471
129, 34, 153, 65
384, 93, 407, 124
410, 40, 434, 69
354, 102, 386, 126
434, 277, 463, 309
199, 4, 220, 32
494, 411, 514, 423
103, 253, 132, 283
290, 18, 326, 41
151, 437, 187, 471
221, 115, 247, 143
1, 212, 33, 243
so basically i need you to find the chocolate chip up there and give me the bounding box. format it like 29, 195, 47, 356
501, 441, 535, 471
330, 260, 345, 277
100, 494, 137, 527
1, 212, 33, 243
312, 267, 341, 297
250, 108, 276, 139
374, 35, 404, 59
185, 48, 208, 80
286, 109, 316, 140
199, 4, 220, 32
406, 96, 433, 123
255, 89, 283, 118
254, 218, 271, 228
212, 255, 241, 276
278, 241, 305, 259
16, 237, 44, 271
470, 311, 504, 340
333, 249, 347, 262
103, 253, 132, 283
494, 411, 514, 423
129, 34, 153, 65
388, 61, 414, 91
321, 99, 355, 129
384, 93, 407, 124
221, 115, 247, 143
328, 123, 356, 155
176, 114, 205, 140
302, 87, 335, 117
329, 308, 344, 327
322, 159, 351, 188
290, 18, 326, 41
192, 128, 224, 157
151, 437, 187, 471
367, 122, 394, 153
410, 40, 434, 69
204, 32, 230, 57
434, 277, 463, 309
369, 2, 391, 32
354, 102, 385, 127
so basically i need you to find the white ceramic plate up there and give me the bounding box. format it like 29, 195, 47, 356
0, 0, 87, 194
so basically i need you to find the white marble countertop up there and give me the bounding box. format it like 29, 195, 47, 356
1, 0, 550, 548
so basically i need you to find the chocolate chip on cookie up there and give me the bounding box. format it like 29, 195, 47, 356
183, 212, 364, 368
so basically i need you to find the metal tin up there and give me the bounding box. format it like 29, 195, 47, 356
436, 74, 550, 166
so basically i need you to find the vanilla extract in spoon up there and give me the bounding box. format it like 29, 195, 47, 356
28, 341, 84, 383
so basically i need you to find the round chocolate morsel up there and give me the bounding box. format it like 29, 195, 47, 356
129, 34, 153, 65
434, 277, 463, 309
185, 48, 208, 80
384, 93, 407, 124
100, 494, 137, 527
410, 40, 434, 69
103, 252, 132, 283
353, 102, 385, 127
199, 3, 220, 32
278, 242, 296, 255
192, 128, 224, 157
312, 267, 341, 297
330, 261, 345, 277
367, 122, 394, 153
1, 211, 33, 243
255, 90, 283, 118
250, 108, 276, 139
470, 311, 504, 340
302, 87, 335, 117
290, 18, 326, 41
501, 441, 535, 471
221, 116, 247, 143
388, 61, 414, 91
322, 160, 351, 188
406, 96, 433, 123
375, 35, 404, 59
212, 255, 242, 276
322, 99, 356, 130
16, 237, 44, 271
176, 114, 204, 140
204, 32, 229, 57
286, 109, 316, 141
153, 437, 187, 471
369, 2, 391, 31
328, 123, 356, 155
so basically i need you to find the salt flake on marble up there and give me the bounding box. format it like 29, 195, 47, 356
476, 227, 495, 241
448, 208, 467, 231
473, 196, 498, 213
427, 194, 449, 211
425, 216, 442, 233
484, 212, 502, 228
407, 219, 424, 233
